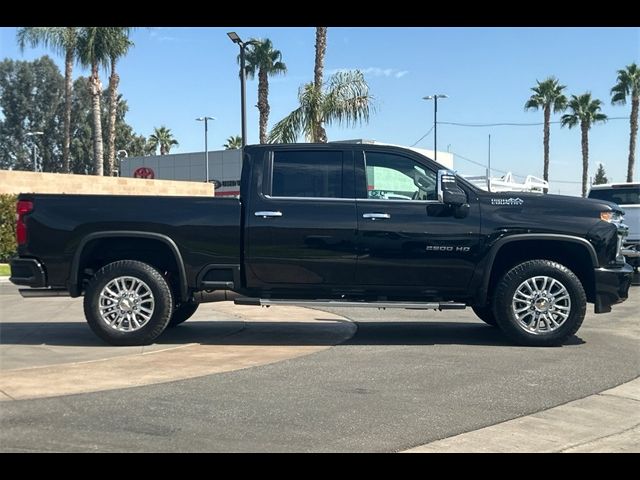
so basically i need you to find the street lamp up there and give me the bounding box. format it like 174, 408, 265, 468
26, 131, 44, 172
422, 94, 448, 163
227, 32, 259, 148
196, 116, 215, 183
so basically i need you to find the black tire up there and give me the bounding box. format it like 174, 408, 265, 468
83, 260, 173, 346
472, 305, 498, 326
167, 301, 200, 327
492, 259, 586, 347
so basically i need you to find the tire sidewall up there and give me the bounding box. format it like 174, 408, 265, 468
84, 261, 173, 345
494, 261, 586, 346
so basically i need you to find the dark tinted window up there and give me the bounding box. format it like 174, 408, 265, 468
364, 151, 437, 201
588, 186, 640, 205
272, 151, 343, 198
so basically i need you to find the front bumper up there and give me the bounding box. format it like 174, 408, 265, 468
593, 264, 633, 313
622, 241, 640, 267
9, 257, 47, 288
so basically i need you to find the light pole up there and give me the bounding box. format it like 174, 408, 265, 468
422, 94, 448, 163
227, 32, 259, 148
196, 116, 215, 183
26, 131, 44, 172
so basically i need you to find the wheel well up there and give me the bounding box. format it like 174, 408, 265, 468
76, 237, 183, 300
487, 240, 595, 304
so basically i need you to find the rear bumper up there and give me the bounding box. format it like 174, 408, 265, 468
593, 264, 633, 313
9, 258, 47, 288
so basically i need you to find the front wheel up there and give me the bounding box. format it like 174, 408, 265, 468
492, 260, 586, 347
83, 260, 173, 346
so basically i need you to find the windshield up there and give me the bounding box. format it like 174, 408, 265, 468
588, 187, 640, 205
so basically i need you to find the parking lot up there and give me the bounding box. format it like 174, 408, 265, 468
1, 280, 638, 452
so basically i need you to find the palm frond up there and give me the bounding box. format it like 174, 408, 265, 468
268, 106, 305, 143
323, 70, 373, 128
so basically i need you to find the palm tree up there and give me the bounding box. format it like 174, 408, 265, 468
268, 70, 373, 143
105, 28, 134, 176
241, 39, 287, 144
313, 27, 328, 142
17, 27, 79, 173
148, 126, 178, 155
611, 63, 640, 182
524, 77, 567, 189
561, 93, 608, 197
77, 27, 114, 175
224, 135, 242, 149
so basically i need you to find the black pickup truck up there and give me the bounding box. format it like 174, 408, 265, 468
10, 143, 633, 346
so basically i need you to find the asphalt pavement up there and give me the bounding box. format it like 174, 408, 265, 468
0, 280, 638, 452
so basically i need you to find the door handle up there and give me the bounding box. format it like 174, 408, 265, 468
255, 211, 283, 218
362, 213, 391, 220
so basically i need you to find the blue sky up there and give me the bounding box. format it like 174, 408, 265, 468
1, 26, 638, 195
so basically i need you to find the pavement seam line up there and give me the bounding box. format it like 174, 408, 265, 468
597, 392, 640, 403
557, 422, 640, 453
0, 388, 16, 400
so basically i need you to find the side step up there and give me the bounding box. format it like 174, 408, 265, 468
234, 298, 466, 310
19, 288, 70, 298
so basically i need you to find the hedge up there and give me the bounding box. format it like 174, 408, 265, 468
0, 194, 17, 263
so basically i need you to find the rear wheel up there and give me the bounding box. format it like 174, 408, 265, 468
472, 305, 498, 326
83, 260, 173, 346
167, 301, 200, 327
492, 259, 586, 347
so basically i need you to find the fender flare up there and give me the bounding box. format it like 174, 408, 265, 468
68, 231, 188, 301
476, 233, 598, 304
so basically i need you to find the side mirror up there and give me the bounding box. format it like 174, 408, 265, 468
437, 169, 467, 206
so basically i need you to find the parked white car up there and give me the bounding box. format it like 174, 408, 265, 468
588, 182, 640, 271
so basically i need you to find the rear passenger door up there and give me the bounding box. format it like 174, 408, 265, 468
245, 147, 358, 288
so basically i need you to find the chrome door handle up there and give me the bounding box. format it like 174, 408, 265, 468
362, 213, 391, 220
255, 211, 283, 218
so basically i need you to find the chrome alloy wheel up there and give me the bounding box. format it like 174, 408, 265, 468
98, 276, 155, 332
511, 276, 571, 334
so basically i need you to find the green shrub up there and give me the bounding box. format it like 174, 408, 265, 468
0, 194, 17, 262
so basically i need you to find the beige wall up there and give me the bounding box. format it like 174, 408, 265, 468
0, 170, 214, 196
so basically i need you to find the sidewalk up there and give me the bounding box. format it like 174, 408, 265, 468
404, 377, 640, 453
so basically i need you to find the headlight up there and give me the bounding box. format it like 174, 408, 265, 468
600, 211, 624, 223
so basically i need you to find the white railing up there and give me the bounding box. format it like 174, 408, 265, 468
464, 172, 548, 193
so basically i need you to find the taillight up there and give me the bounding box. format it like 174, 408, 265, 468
16, 200, 33, 245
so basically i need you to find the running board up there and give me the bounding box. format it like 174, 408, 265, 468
19, 288, 70, 298
234, 298, 466, 310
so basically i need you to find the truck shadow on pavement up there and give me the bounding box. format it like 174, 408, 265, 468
0, 320, 584, 348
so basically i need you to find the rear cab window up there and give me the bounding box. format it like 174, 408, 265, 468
588, 186, 640, 205
270, 150, 343, 198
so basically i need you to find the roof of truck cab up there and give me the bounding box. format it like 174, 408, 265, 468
589, 182, 640, 189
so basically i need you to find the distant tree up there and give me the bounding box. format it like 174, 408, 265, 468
242, 38, 287, 144
0, 57, 64, 172
224, 135, 242, 149
611, 63, 639, 182
148, 126, 178, 155
269, 70, 373, 143
525, 77, 567, 189
17, 27, 79, 173
593, 163, 609, 185
561, 93, 608, 197
105, 28, 134, 176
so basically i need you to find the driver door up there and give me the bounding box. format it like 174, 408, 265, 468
355, 148, 481, 295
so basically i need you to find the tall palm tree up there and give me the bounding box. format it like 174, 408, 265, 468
77, 27, 114, 176
611, 63, 640, 182
561, 93, 608, 197
268, 70, 373, 143
241, 39, 287, 144
313, 27, 328, 142
224, 135, 242, 149
524, 77, 567, 189
105, 28, 134, 176
17, 27, 79, 173
148, 126, 178, 155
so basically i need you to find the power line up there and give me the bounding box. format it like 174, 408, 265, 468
438, 116, 629, 128
410, 125, 434, 147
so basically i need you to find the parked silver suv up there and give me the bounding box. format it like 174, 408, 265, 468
589, 182, 640, 271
